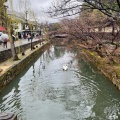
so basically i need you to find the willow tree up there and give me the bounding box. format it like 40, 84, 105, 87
0, 0, 19, 60
7, 0, 19, 60
0, 0, 7, 26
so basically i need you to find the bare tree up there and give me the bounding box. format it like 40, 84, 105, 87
48, 0, 120, 21
60, 18, 101, 46
48, 0, 120, 55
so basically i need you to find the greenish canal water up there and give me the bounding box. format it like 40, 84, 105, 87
0, 45, 120, 120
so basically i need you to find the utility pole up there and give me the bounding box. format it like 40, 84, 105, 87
25, 10, 33, 50
25, 11, 28, 25
25, 10, 28, 31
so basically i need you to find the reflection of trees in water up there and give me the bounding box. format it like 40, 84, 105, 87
67, 46, 78, 54
45, 47, 54, 62
33, 64, 35, 78
38, 57, 42, 76
77, 55, 97, 78
54, 46, 66, 58
42, 45, 67, 62
41, 45, 77, 67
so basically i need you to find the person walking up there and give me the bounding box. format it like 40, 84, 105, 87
1, 31, 8, 48
27, 33, 31, 42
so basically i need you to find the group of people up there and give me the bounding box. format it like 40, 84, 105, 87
0, 31, 39, 48
0, 31, 9, 48
0, 31, 16, 48
27, 33, 34, 42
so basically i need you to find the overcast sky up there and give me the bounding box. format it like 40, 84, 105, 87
29, 0, 59, 23
7, 0, 59, 23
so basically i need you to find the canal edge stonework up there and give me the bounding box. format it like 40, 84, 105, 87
81, 49, 120, 90
0, 40, 40, 63
0, 42, 50, 93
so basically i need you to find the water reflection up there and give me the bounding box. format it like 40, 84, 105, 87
0, 45, 120, 120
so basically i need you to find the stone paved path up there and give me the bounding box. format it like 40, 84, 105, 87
0, 38, 41, 52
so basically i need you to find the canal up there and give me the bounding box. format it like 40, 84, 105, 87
0, 45, 120, 120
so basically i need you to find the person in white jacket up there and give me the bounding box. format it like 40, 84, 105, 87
1, 31, 8, 48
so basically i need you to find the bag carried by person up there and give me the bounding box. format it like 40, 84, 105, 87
4, 38, 7, 42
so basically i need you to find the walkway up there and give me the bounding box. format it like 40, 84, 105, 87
0, 38, 41, 52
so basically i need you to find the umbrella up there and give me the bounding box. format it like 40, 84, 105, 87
0, 26, 6, 31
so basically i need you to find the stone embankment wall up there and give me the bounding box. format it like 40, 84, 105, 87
0, 42, 49, 93
0, 40, 40, 63
82, 49, 120, 90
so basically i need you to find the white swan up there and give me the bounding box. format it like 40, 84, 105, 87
63, 64, 68, 71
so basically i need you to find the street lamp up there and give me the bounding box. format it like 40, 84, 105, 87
25, 11, 33, 50
25, 11, 29, 31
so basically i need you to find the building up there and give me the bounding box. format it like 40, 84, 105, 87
7, 10, 40, 39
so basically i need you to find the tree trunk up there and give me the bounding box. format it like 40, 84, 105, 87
10, 41, 19, 61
